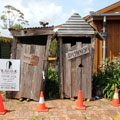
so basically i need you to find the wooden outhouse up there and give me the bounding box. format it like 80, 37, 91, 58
57, 13, 97, 99
8, 26, 54, 101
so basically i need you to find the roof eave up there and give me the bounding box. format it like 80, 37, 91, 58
90, 12, 120, 16
9, 27, 54, 37
97, 1, 120, 13
57, 32, 95, 37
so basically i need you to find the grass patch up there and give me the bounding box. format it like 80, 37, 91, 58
82, 114, 87, 120
0, 91, 6, 101
30, 116, 39, 120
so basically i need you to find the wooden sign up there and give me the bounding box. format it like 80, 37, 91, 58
66, 46, 89, 60
24, 54, 39, 65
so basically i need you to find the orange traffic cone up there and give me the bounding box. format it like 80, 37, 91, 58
75, 90, 86, 110
110, 88, 120, 106
0, 94, 7, 115
36, 91, 48, 112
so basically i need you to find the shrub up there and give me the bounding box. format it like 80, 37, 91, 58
0, 37, 11, 43
92, 57, 120, 100
44, 67, 59, 99
49, 39, 57, 57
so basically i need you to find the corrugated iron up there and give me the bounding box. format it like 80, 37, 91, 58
9, 26, 54, 31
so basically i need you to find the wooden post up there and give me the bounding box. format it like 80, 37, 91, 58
82, 43, 92, 98
91, 35, 96, 72
42, 35, 53, 91
76, 42, 82, 95
59, 37, 64, 98
6, 37, 17, 98
11, 37, 17, 59
64, 43, 71, 98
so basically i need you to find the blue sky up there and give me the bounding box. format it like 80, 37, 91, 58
58, 0, 119, 17
0, 0, 119, 29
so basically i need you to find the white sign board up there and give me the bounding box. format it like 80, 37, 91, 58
0, 59, 20, 91
66, 46, 89, 60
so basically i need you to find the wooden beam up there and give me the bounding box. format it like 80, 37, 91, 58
92, 16, 120, 20
57, 34, 93, 37
9, 28, 54, 37
54, 24, 63, 29
42, 35, 53, 91
59, 37, 64, 98
64, 44, 72, 98
48, 57, 57, 61
11, 37, 17, 59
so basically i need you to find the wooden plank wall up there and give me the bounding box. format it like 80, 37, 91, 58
71, 42, 82, 97
13, 44, 45, 101
93, 21, 103, 72
82, 44, 92, 98
106, 21, 120, 59
60, 41, 92, 98
63, 44, 71, 98
93, 20, 120, 72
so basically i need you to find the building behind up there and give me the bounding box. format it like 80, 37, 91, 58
86, 1, 120, 71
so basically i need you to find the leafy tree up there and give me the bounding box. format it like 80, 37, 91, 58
0, 36, 11, 43
49, 39, 57, 57
0, 5, 29, 29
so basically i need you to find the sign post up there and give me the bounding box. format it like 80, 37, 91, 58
0, 59, 20, 91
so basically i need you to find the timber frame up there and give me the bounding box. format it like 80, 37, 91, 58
9, 27, 54, 37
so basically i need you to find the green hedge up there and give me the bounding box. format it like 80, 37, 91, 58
92, 57, 120, 100
44, 67, 59, 99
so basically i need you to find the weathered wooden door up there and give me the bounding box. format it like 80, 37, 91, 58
14, 44, 45, 101
63, 41, 92, 98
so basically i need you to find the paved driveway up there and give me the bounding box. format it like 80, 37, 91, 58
0, 98, 120, 120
